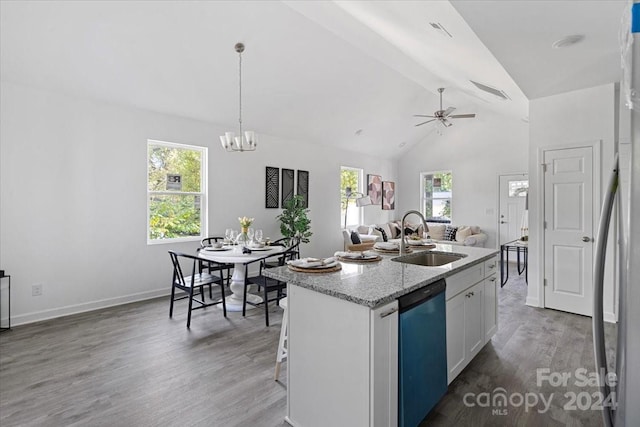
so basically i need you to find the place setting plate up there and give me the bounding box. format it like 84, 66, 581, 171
202, 246, 232, 252
336, 251, 382, 264
288, 258, 342, 273
373, 244, 412, 254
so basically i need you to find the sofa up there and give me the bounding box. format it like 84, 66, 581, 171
343, 221, 487, 251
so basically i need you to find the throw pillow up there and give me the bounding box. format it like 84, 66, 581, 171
374, 226, 388, 242
377, 223, 393, 240
456, 226, 473, 242
350, 231, 361, 244
429, 224, 446, 240
443, 225, 458, 241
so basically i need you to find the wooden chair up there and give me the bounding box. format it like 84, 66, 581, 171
200, 236, 232, 289
168, 251, 227, 328
243, 245, 298, 326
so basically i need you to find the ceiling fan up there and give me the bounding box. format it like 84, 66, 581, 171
414, 88, 476, 127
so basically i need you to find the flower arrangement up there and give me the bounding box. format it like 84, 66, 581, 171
238, 216, 254, 232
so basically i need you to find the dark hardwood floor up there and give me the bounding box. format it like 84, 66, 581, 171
0, 266, 616, 427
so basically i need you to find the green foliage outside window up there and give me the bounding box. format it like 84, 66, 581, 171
340, 168, 359, 208
148, 143, 204, 240
422, 172, 452, 221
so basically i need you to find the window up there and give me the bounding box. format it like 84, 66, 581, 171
340, 166, 363, 228
147, 140, 207, 243
421, 171, 452, 223
508, 180, 529, 197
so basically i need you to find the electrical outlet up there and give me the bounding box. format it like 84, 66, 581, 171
32, 283, 43, 297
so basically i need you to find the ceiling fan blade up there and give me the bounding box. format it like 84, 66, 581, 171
415, 119, 437, 127
440, 119, 453, 128
413, 114, 436, 118
449, 113, 476, 119
443, 107, 456, 117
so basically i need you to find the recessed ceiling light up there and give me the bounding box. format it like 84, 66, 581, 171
398, 142, 406, 148
355, 129, 363, 136
552, 34, 585, 49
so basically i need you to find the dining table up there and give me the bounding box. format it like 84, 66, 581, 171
197, 244, 285, 312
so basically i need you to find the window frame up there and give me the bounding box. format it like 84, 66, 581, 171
146, 139, 208, 245
340, 166, 364, 229
420, 170, 453, 224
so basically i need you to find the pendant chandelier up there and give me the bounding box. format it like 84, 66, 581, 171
220, 42, 257, 152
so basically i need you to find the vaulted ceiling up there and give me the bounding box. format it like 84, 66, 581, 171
0, 1, 627, 158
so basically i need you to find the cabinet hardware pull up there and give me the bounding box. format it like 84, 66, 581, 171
488, 264, 496, 269
489, 277, 497, 282
470, 292, 475, 296
380, 307, 398, 318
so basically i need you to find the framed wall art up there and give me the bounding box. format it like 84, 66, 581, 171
265, 166, 280, 208
297, 170, 309, 208
382, 181, 395, 210
281, 168, 295, 206
367, 174, 382, 206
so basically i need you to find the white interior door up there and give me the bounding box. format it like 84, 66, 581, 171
498, 174, 528, 245
543, 146, 594, 316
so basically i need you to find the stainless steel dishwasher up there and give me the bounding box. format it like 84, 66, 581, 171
398, 279, 447, 427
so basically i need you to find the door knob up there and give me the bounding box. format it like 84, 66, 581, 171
582, 236, 591, 242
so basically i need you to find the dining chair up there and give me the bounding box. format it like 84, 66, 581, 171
243, 245, 298, 327
200, 236, 232, 289
264, 237, 300, 269
168, 251, 227, 328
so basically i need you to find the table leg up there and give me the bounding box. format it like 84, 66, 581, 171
525, 248, 528, 285
224, 263, 263, 312
517, 247, 526, 275
500, 245, 509, 287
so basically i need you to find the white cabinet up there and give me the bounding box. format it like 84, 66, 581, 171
445, 257, 498, 384
287, 285, 398, 427
484, 275, 498, 341
445, 280, 484, 383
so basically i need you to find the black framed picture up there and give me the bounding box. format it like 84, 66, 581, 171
265, 167, 280, 208
282, 168, 295, 206
297, 170, 309, 208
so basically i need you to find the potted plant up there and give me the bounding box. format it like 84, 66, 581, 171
276, 195, 312, 246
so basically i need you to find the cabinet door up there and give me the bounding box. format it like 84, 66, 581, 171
484, 274, 498, 342
465, 282, 484, 360
371, 301, 398, 427
446, 291, 466, 384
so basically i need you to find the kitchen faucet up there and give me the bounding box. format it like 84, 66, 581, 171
400, 210, 429, 256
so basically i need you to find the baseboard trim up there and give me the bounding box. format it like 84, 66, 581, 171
525, 296, 540, 307
10, 288, 170, 327
604, 311, 617, 323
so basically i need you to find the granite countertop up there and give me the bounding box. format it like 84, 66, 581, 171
263, 244, 499, 308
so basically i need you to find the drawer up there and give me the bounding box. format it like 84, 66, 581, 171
484, 258, 498, 277
445, 262, 484, 300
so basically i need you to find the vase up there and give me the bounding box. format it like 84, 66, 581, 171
236, 227, 250, 247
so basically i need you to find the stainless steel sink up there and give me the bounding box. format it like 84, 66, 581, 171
392, 251, 467, 267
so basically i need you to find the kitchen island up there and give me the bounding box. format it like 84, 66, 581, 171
264, 244, 499, 427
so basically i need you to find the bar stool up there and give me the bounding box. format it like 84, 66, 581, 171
274, 297, 288, 381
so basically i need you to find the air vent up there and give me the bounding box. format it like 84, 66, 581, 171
469, 80, 510, 101
429, 22, 452, 38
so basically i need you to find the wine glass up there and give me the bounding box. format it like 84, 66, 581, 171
230, 229, 238, 245
225, 228, 232, 245
247, 227, 255, 242
255, 229, 263, 243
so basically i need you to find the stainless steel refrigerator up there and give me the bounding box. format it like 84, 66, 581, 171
593, 2, 640, 426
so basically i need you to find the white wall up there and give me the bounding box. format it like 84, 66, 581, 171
396, 110, 529, 249
0, 81, 396, 325
528, 83, 616, 321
